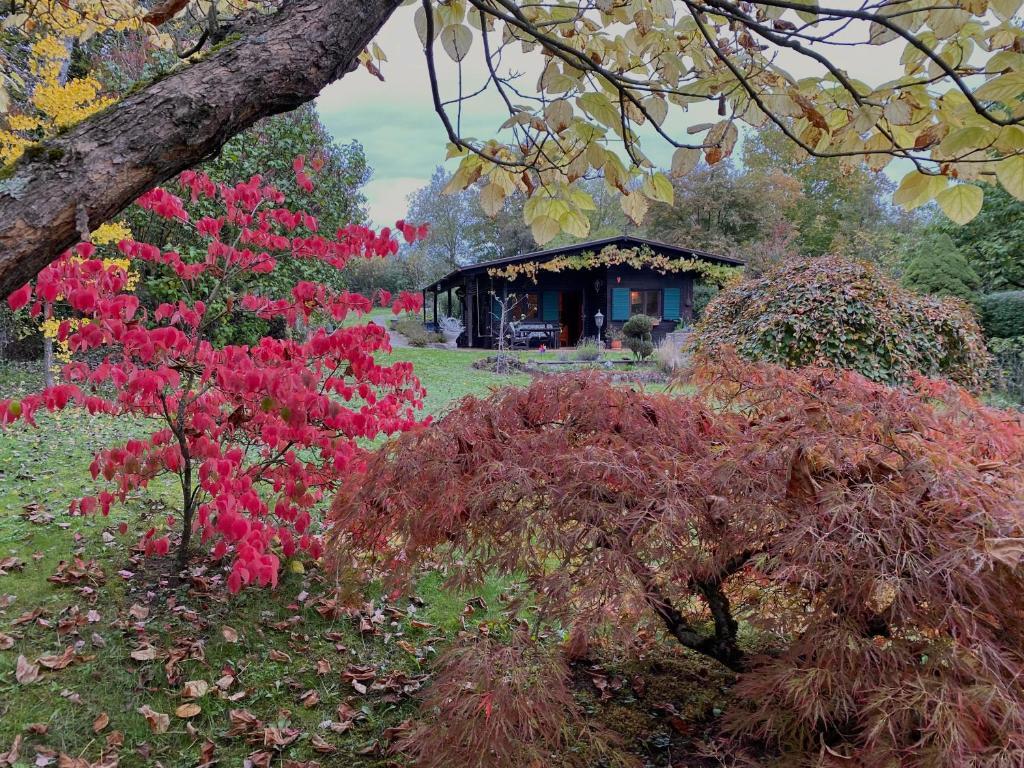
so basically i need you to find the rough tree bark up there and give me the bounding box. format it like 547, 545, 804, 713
0, 0, 402, 299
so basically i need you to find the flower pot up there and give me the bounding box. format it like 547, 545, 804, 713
610, 339, 622, 350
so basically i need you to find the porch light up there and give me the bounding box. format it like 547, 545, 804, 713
594, 309, 604, 345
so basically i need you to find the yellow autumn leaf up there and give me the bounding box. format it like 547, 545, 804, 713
936, 184, 984, 224
996, 156, 1024, 200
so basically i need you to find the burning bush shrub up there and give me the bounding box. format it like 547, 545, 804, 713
330, 356, 1024, 766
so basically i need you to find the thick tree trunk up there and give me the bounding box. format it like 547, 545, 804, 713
0, 0, 401, 298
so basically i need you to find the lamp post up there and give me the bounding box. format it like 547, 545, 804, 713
594, 309, 604, 347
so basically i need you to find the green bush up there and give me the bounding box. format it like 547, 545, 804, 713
622, 314, 656, 361
572, 338, 602, 362
393, 314, 442, 347
989, 336, 1024, 406
692, 282, 719, 321
694, 255, 992, 390
901, 233, 981, 301
977, 291, 1024, 339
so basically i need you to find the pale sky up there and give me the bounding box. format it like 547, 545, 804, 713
317, 5, 907, 228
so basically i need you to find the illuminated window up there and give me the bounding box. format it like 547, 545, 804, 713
629, 289, 661, 318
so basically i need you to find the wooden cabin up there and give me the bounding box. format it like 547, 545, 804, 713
420, 235, 743, 348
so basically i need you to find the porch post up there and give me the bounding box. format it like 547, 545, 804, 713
421, 289, 427, 323
432, 290, 438, 324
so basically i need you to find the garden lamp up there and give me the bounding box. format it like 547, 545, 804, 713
594, 309, 604, 345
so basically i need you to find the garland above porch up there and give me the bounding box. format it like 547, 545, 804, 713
486, 244, 743, 286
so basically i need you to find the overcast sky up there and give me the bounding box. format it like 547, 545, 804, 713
317, 5, 906, 228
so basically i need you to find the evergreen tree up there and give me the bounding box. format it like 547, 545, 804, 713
901, 233, 981, 301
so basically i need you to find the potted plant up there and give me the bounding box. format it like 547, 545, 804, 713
607, 328, 623, 350
438, 316, 465, 347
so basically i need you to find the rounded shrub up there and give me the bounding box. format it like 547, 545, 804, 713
977, 291, 1024, 339
622, 314, 655, 360
693, 255, 991, 390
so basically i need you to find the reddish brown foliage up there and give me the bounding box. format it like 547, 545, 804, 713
329, 355, 1024, 766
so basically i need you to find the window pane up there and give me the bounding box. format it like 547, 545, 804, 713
518, 293, 539, 320
629, 290, 661, 318
630, 290, 643, 316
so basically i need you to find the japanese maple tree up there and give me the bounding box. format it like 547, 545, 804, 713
330, 355, 1024, 766
2, 160, 428, 592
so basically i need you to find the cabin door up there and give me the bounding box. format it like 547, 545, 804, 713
560, 291, 584, 346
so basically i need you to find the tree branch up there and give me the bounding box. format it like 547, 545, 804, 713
0, 0, 402, 298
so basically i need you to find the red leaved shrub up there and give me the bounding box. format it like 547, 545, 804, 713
329, 355, 1024, 766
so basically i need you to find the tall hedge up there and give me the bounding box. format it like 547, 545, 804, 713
977, 291, 1024, 339
694, 255, 991, 390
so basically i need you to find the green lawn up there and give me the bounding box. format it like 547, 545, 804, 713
0, 345, 528, 767
0, 342, 700, 767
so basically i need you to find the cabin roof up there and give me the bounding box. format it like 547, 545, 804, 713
422, 235, 744, 293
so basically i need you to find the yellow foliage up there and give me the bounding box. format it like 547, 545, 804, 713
91, 221, 133, 246
1, 31, 117, 164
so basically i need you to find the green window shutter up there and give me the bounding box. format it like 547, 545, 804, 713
542, 291, 560, 322
663, 287, 681, 321
611, 288, 629, 321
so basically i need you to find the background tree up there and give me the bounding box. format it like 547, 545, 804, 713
7, 0, 1024, 295
901, 232, 981, 301
742, 127, 908, 262
646, 158, 802, 266
400, 166, 533, 287
126, 105, 372, 345
937, 183, 1024, 292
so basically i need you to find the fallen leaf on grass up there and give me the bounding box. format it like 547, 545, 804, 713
299, 689, 319, 708
175, 703, 202, 718
130, 644, 162, 661
21, 503, 54, 525
310, 734, 335, 754
137, 705, 170, 734
182, 679, 210, 699
268, 649, 290, 663
92, 712, 110, 733
127, 603, 149, 621
15, 655, 39, 684
48, 559, 105, 587
0, 632, 14, 650
227, 709, 262, 738
37, 646, 76, 670
25, 723, 48, 735
0, 557, 24, 575
221, 626, 239, 643
0, 735, 21, 767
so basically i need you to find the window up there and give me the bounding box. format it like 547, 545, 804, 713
630, 289, 661, 318
514, 293, 540, 320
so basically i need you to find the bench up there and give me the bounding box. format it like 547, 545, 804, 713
507, 320, 560, 349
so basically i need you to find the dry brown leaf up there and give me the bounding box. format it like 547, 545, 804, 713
92, 711, 110, 733
37, 646, 76, 670
0, 735, 21, 767
0, 633, 14, 650
175, 703, 202, 718
137, 704, 170, 734
15, 655, 39, 684
221, 625, 239, 643
299, 689, 319, 708
130, 644, 161, 661
182, 679, 210, 699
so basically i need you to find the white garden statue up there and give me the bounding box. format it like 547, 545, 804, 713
438, 316, 464, 348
